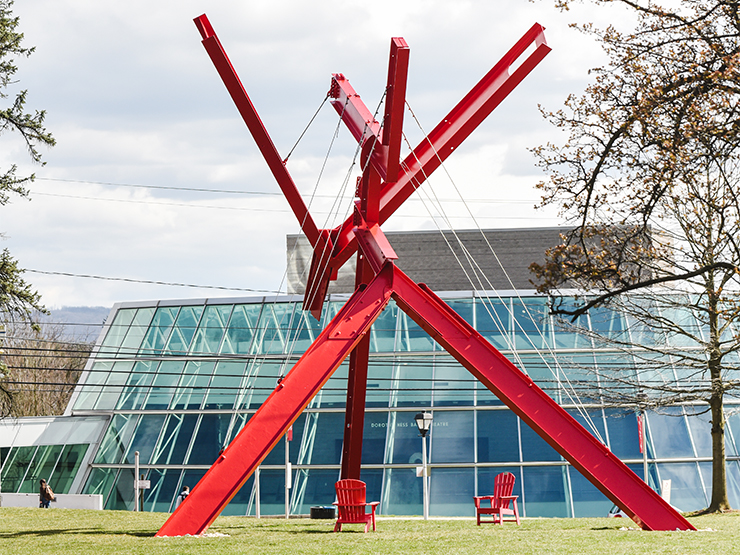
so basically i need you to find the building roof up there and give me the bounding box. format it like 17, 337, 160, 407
287, 227, 572, 295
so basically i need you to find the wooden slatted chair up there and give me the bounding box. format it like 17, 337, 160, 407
474, 472, 520, 525
333, 479, 379, 532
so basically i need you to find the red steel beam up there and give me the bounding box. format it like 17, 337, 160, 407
390, 265, 695, 531
194, 14, 321, 247
329, 75, 387, 180
340, 254, 375, 480
328, 23, 551, 270
156, 265, 395, 537
381, 37, 410, 183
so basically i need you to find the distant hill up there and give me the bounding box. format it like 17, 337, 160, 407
43, 306, 111, 342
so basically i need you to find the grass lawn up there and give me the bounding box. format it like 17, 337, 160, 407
0, 508, 739, 555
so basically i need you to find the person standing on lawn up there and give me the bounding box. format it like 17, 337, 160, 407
39, 479, 55, 508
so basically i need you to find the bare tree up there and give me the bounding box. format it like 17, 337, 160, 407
532, 1, 740, 512
0, 320, 91, 417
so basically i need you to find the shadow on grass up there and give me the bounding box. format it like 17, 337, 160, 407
0, 529, 156, 538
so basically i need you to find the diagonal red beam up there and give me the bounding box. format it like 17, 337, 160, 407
389, 265, 694, 532
329, 74, 388, 180
381, 37, 410, 183
328, 23, 551, 270
194, 14, 321, 247
156, 264, 395, 537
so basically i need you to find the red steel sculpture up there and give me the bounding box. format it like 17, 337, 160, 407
157, 14, 695, 536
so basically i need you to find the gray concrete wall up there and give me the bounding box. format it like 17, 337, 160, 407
0, 493, 103, 510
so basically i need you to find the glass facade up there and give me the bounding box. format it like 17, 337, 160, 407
63, 293, 740, 516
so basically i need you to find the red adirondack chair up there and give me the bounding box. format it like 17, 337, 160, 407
333, 479, 379, 532
474, 472, 520, 525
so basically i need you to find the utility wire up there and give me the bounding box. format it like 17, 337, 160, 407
24, 270, 287, 294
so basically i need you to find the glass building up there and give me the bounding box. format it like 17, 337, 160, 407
3, 287, 740, 517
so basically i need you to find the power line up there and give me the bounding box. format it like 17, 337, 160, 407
33, 176, 538, 205
25, 270, 287, 294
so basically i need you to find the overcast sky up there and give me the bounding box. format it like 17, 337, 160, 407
0, 0, 625, 310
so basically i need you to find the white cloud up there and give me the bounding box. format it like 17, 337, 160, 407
2, 0, 621, 309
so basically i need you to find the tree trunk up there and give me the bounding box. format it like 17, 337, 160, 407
707, 285, 730, 512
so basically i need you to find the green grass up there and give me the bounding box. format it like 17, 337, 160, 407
1, 508, 739, 555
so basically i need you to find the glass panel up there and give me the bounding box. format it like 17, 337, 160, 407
0, 446, 9, 472
119, 308, 156, 356
660, 300, 702, 348
20, 445, 63, 493
429, 467, 474, 517
99, 308, 136, 355
382, 467, 421, 516
150, 414, 199, 465
139, 306, 179, 355
477, 410, 519, 463
568, 466, 611, 517
220, 303, 262, 354
94, 414, 140, 464
258, 469, 286, 516
123, 414, 167, 464
366, 360, 392, 408
311, 363, 347, 409
73, 362, 112, 410
94, 361, 133, 409
387, 411, 423, 464
291, 468, 338, 515
552, 308, 590, 350
432, 357, 473, 407
512, 297, 552, 351
517, 353, 559, 391
116, 361, 156, 410
522, 466, 568, 517
560, 352, 601, 404
187, 413, 233, 466
171, 361, 214, 410
397, 311, 434, 352
238, 360, 281, 410
251, 303, 294, 355
476, 297, 512, 350
521, 420, 561, 462
725, 410, 740, 457
725, 461, 740, 509
190, 305, 232, 354
656, 462, 707, 512
604, 408, 642, 459
362, 412, 388, 465
648, 408, 694, 458
203, 360, 246, 410
370, 300, 397, 353
625, 298, 663, 346
164, 305, 203, 354
390, 358, 432, 408
142, 468, 182, 513
685, 409, 712, 458
2, 446, 37, 492
297, 412, 343, 465
446, 299, 474, 327
51, 444, 89, 494
82, 467, 118, 505
287, 309, 323, 353
430, 411, 473, 463
143, 361, 184, 410
589, 305, 629, 341
105, 468, 135, 510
